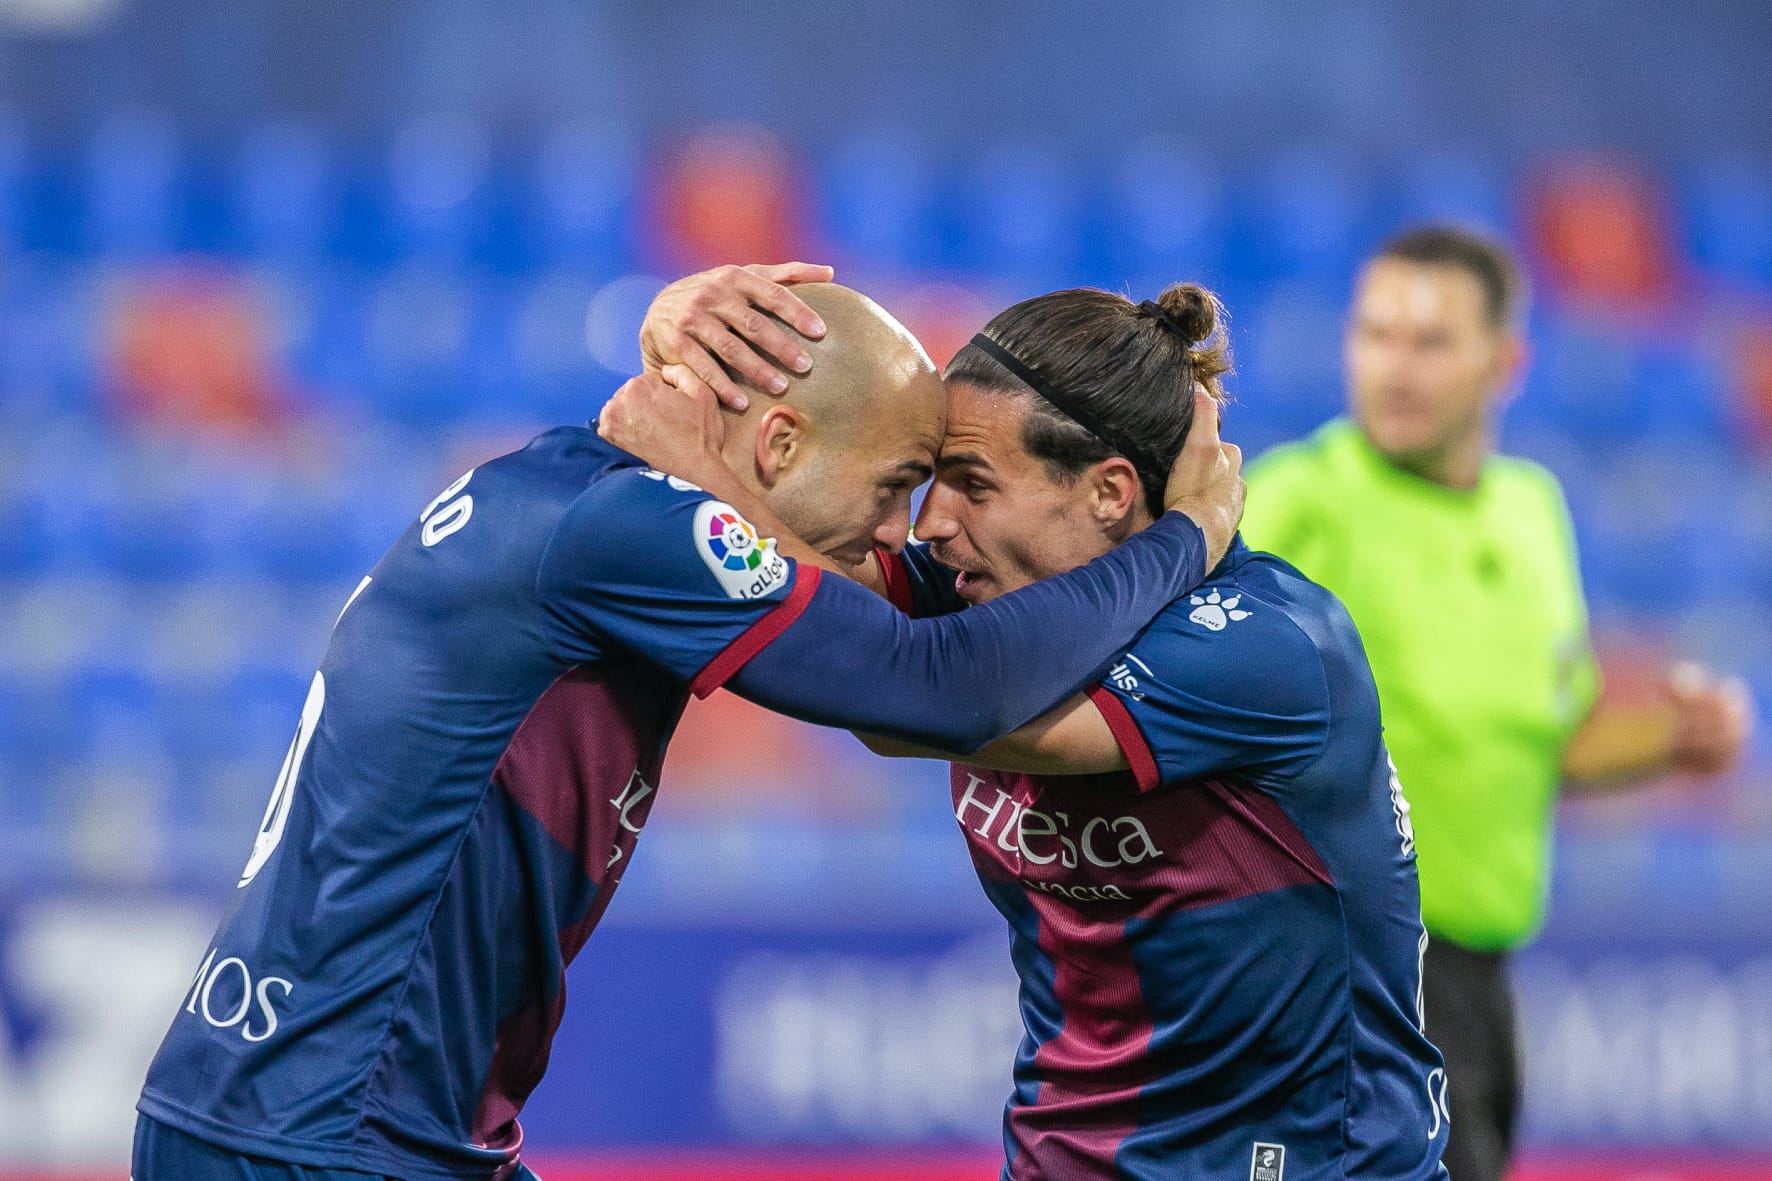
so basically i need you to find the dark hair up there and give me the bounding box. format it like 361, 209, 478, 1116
944, 283, 1231, 517
1375, 224, 1528, 328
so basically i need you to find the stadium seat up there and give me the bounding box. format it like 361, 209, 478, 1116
1242, 147, 1373, 285
1682, 155, 1772, 287
84, 112, 184, 259
531, 124, 640, 277
821, 130, 942, 272
0, 118, 24, 253
385, 117, 492, 265
1100, 138, 1228, 290
233, 123, 336, 264
955, 140, 1087, 292
1390, 150, 1511, 235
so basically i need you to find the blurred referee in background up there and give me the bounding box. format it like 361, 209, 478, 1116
1240, 225, 1756, 1181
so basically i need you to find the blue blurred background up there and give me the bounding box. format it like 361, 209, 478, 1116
1, 2, 1770, 1178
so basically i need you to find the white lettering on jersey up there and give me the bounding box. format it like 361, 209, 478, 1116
639, 468, 703, 494
238, 671, 325, 889
692, 499, 789, 600
607, 770, 656, 869
1386, 754, 1416, 858
419, 468, 476, 547
954, 774, 1163, 876
182, 947, 294, 1044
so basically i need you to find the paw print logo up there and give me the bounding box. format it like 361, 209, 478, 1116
1187, 588, 1251, 632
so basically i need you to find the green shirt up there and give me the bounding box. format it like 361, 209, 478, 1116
1241, 418, 1599, 951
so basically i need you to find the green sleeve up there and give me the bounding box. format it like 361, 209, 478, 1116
1539, 469, 1602, 728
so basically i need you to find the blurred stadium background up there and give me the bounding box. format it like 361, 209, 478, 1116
2, 1, 1771, 1178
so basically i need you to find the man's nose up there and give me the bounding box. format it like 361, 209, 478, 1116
914, 487, 959, 542
873, 510, 910, 555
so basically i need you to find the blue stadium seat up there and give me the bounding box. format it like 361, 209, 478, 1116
233, 123, 336, 264
1683, 155, 1772, 286
384, 118, 491, 265
1100, 138, 1228, 290
1241, 147, 1373, 285
0, 260, 104, 413
956, 141, 1087, 291
1521, 314, 1649, 441
0, 118, 24, 253
358, 267, 477, 424
530, 124, 639, 277
1634, 342, 1730, 438
821, 130, 942, 272
84, 112, 184, 259
1389, 151, 1510, 235
1236, 280, 1348, 436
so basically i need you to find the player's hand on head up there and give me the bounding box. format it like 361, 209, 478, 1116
636, 262, 833, 412
1161, 386, 1244, 568
1665, 661, 1756, 776
597, 370, 727, 486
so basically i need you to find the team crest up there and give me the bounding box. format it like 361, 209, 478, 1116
693, 500, 789, 599
1250, 1142, 1285, 1181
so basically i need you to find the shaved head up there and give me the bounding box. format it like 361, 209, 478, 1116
721, 282, 946, 564
727, 283, 938, 435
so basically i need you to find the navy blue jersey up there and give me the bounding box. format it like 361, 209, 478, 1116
140, 427, 1211, 1181
888, 537, 1449, 1181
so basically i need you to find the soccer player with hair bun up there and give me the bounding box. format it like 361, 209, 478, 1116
621, 271, 1452, 1180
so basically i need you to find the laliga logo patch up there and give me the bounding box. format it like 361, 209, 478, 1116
693, 499, 789, 599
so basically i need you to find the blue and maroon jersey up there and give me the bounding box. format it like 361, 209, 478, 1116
139, 426, 1212, 1181
888, 537, 1449, 1181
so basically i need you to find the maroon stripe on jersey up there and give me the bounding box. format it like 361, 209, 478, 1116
689, 565, 823, 698
876, 547, 916, 616
475, 662, 680, 1150
1086, 685, 1161, 793
1009, 895, 1150, 1179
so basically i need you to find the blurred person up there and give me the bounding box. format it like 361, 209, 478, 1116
613, 273, 1450, 1180
1236, 225, 1756, 1181
132, 272, 1244, 1181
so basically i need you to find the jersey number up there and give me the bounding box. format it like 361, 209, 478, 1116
238, 671, 324, 889
420, 468, 475, 546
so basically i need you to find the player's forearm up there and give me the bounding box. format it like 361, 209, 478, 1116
858, 693, 1129, 775
730, 512, 1206, 752
1560, 703, 1677, 792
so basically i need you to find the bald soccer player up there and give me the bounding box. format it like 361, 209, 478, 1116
132, 275, 1244, 1181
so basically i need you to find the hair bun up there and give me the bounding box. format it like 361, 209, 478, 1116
1155, 282, 1219, 345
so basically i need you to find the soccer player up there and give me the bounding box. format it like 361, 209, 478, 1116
131, 275, 1245, 1181
1237, 226, 1756, 1181
615, 276, 1450, 1180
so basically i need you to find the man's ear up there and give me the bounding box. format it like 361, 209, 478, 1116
754, 405, 806, 489
1090, 456, 1142, 530
1493, 330, 1531, 408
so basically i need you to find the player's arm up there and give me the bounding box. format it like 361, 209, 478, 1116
866, 607, 1332, 790
860, 693, 1128, 774
1561, 662, 1754, 790
538, 468, 1220, 754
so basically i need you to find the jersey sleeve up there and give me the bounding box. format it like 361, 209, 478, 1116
1539, 468, 1602, 728
725, 512, 1211, 754
1085, 590, 1332, 793
876, 541, 968, 618
535, 469, 820, 690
